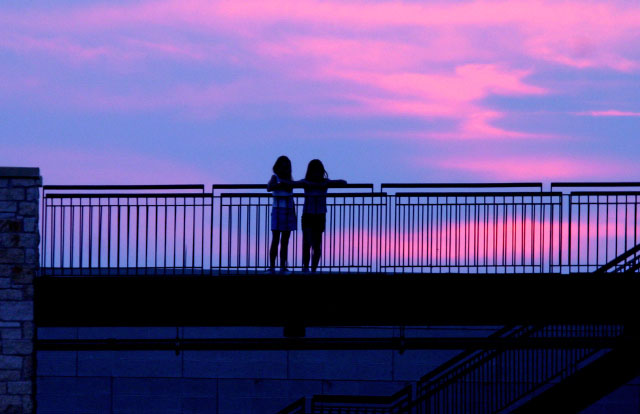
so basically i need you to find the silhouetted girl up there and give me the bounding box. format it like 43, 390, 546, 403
299, 159, 346, 272
267, 156, 297, 272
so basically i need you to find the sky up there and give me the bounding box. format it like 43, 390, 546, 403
1, 0, 640, 186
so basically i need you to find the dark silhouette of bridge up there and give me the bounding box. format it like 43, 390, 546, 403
35, 182, 640, 413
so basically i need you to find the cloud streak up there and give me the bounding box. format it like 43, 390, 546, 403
2, 0, 639, 139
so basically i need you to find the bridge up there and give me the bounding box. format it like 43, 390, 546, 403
37, 182, 640, 328
23, 179, 640, 413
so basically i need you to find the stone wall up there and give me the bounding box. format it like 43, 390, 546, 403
0, 167, 40, 413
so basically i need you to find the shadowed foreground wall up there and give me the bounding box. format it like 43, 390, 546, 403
36, 326, 457, 413
35, 326, 640, 414
0, 167, 40, 413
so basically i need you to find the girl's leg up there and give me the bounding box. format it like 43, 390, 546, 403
270, 231, 281, 270
280, 231, 291, 270
302, 229, 311, 271
310, 229, 323, 272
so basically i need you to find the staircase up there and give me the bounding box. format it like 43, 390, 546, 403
275, 244, 640, 414
276, 325, 627, 414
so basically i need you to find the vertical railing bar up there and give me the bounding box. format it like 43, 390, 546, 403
88, 198, 93, 271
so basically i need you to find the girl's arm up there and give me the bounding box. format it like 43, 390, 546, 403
267, 175, 299, 191
298, 179, 319, 189
326, 179, 347, 187
267, 175, 279, 191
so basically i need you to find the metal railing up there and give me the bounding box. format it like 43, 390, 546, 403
40, 182, 640, 275
273, 324, 625, 414
212, 184, 383, 272
412, 324, 624, 414
380, 184, 560, 273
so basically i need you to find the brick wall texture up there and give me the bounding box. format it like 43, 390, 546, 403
0, 172, 40, 413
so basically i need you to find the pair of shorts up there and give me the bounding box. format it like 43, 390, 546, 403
271, 207, 297, 231
302, 213, 326, 233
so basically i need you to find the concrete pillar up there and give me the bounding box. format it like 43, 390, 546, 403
0, 167, 40, 414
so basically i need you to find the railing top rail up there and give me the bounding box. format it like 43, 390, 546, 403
218, 192, 386, 198
551, 182, 640, 189
417, 325, 518, 385
212, 183, 374, 193
43, 184, 205, 191
395, 191, 561, 198
212, 184, 268, 190
44, 192, 213, 199
570, 190, 640, 196
381, 182, 543, 190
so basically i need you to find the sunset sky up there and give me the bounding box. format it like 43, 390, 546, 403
2, 0, 639, 186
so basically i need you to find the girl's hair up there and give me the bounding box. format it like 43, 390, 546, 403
272, 155, 293, 180
305, 159, 328, 182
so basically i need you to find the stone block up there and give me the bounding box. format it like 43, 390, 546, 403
11, 265, 35, 284
7, 381, 31, 394
1, 328, 22, 339
0, 189, 25, 201
0, 202, 17, 213
0, 290, 22, 300
22, 355, 33, 377
25, 249, 37, 265
22, 394, 33, 413
0, 249, 24, 264
0, 220, 20, 233
18, 202, 37, 217
3, 340, 33, 355
23, 285, 34, 300
23, 218, 37, 233
0, 395, 22, 413
0, 277, 10, 287
0, 383, 6, 394
0, 234, 36, 250
0, 301, 33, 321
22, 321, 34, 340
0, 370, 20, 380
0, 233, 19, 247
8, 179, 39, 188
25, 187, 39, 201
18, 234, 38, 248
0, 356, 22, 370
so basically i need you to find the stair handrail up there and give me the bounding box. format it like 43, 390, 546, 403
595, 242, 640, 273
276, 397, 306, 414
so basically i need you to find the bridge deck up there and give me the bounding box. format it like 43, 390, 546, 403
35, 272, 640, 327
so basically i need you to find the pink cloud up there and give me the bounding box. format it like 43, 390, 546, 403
430, 156, 638, 181
1, 0, 639, 137
576, 110, 640, 117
